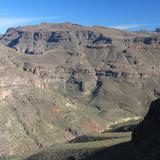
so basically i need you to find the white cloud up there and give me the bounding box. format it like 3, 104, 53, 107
112, 24, 143, 30
0, 16, 56, 33
0, 17, 53, 27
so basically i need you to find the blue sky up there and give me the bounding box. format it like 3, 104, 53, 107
0, 0, 159, 33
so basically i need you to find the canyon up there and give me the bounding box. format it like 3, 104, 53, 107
0, 22, 160, 157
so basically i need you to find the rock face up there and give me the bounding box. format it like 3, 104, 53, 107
1, 23, 160, 156
2, 23, 160, 81
132, 98, 160, 142
131, 99, 160, 160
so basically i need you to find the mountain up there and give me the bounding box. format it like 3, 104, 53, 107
0, 22, 160, 157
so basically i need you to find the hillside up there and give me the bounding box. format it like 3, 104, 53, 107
23, 99, 160, 160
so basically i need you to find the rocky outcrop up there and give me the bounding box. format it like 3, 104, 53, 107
132, 98, 160, 143
0, 89, 12, 100
128, 99, 160, 160
0, 25, 112, 55
0, 23, 158, 55
1, 23, 160, 79
134, 36, 160, 45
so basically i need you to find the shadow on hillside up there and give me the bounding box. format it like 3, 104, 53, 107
68, 135, 128, 143
82, 142, 134, 160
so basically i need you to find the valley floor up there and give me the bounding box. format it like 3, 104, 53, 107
20, 132, 131, 160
